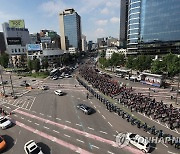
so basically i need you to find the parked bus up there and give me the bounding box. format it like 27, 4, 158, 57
139, 72, 165, 87
115, 69, 131, 78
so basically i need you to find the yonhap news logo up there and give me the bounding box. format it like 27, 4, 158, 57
115, 133, 129, 148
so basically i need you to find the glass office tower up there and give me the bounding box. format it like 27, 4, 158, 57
127, 0, 180, 54
59, 9, 82, 51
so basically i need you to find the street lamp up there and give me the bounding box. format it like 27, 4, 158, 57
175, 73, 180, 105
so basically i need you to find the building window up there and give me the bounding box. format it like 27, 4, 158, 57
15, 49, 17, 52
11, 49, 14, 53
18, 49, 21, 52
22, 49, 25, 52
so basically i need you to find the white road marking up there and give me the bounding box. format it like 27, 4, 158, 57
116, 131, 118, 134
94, 105, 96, 109
47, 115, 52, 118
97, 110, 100, 113
161, 142, 168, 148
21, 101, 27, 108
29, 97, 36, 110
167, 151, 178, 154
83, 100, 86, 101
64, 134, 71, 138
71, 95, 74, 97
88, 127, 94, 130
40, 113, 44, 115
44, 126, 50, 130
90, 102, 93, 104
56, 118, 61, 121
25, 101, 30, 109
77, 98, 80, 99
32, 111, 36, 113
108, 151, 114, 154
28, 120, 32, 123
99, 131, 107, 134
76, 139, 84, 143
35, 123, 40, 126
147, 132, 150, 134
91, 144, 99, 149
2, 105, 10, 109
76, 123, 82, 127
53, 130, 60, 134
65, 120, 71, 123
14, 139, 17, 144
102, 115, 106, 119
14, 115, 17, 117
21, 117, 24, 119
108, 122, 113, 127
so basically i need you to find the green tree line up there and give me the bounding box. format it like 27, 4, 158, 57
99, 53, 180, 77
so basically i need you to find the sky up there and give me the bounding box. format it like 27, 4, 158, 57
0, 0, 120, 42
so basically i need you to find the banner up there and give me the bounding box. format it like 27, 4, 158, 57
7, 37, 21, 45
9, 20, 25, 28
27, 44, 41, 51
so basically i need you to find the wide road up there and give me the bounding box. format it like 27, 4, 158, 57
0, 74, 179, 154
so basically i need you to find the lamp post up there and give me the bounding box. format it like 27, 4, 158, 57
0, 70, 5, 95
175, 73, 180, 105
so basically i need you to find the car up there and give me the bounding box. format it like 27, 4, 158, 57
0, 81, 8, 85
76, 104, 93, 115
39, 86, 49, 90
59, 76, 63, 79
0, 116, 12, 129
64, 74, 70, 78
125, 75, 130, 80
24, 140, 43, 154
20, 83, 30, 87
52, 76, 58, 80
54, 89, 64, 96
126, 132, 150, 153
0, 135, 6, 152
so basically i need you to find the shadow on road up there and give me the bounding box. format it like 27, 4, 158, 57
37, 142, 51, 154
1, 135, 14, 153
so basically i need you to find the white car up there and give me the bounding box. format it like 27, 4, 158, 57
0, 116, 12, 130
39, 86, 49, 90
24, 140, 43, 154
64, 74, 70, 78
126, 132, 150, 153
54, 89, 64, 96
52, 76, 58, 80
59, 76, 63, 79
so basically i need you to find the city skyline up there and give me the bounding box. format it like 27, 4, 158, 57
0, 0, 120, 42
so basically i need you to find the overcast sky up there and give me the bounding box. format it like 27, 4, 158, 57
0, 0, 120, 42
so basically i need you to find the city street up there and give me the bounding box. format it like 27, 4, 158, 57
0, 74, 179, 154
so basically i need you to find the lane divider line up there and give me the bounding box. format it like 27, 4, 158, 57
14, 109, 143, 154
15, 120, 91, 154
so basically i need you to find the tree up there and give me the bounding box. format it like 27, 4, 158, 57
0, 53, 9, 68
27, 59, 33, 71
151, 60, 165, 74
41, 58, 49, 70
126, 56, 135, 69
32, 59, 40, 72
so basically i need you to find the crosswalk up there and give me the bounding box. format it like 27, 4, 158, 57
0, 96, 36, 110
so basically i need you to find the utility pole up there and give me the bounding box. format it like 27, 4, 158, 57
9, 75, 15, 97
0, 70, 5, 95
175, 73, 180, 105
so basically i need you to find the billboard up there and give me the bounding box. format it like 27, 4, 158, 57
9, 20, 25, 28
7, 37, 21, 45
48, 32, 56, 38
27, 44, 41, 51
40, 37, 51, 43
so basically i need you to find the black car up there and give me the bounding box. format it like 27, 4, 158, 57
76, 104, 93, 115
20, 83, 30, 87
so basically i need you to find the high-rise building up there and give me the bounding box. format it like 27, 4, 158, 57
81, 34, 87, 52
59, 8, 82, 51
120, 0, 180, 54
119, 0, 128, 47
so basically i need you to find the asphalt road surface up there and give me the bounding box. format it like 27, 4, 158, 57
0, 73, 179, 154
